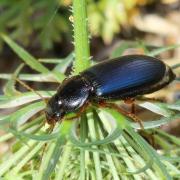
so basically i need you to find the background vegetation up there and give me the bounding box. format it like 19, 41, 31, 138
0, 0, 179, 179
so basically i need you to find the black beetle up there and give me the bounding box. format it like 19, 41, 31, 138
45, 55, 176, 125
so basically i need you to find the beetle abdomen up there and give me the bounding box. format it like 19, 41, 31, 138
81, 55, 175, 99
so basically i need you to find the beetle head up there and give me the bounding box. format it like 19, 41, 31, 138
45, 75, 92, 125
45, 95, 65, 124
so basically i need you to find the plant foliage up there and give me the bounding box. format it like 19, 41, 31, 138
0, 35, 179, 179
0, 0, 148, 50
0, 0, 180, 179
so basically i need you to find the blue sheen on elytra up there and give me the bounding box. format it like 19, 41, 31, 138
82, 55, 166, 98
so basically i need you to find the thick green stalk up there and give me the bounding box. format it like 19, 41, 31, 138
73, 0, 91, 74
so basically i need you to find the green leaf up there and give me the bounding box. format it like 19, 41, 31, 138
0, 140, 37, 176
9, 101, 45, 127
111, 42, 129, 58
122, 133, 154, 175
131, 113, 180, 130
172, 63, 180, 69
139, 102, 173, 117
0, 116, 43, 142
55, 141, 72, 180
8, 128, 59, 142
42, 138, 64, 180
39, 59, 69, 64
70, 119, 122, 147
0, 73, 65, 82
86, 110, 103, 180
110, 41, 150, 58
0, 91, 54, 108
3, 63, 24, 96
0, 102, 45, 127
11, 142, 45, 174
166, 100, 180, 111
99, 108, 128, 129
53, 53, 74, 73
126, 126, 172, 180
1, 34, 50, 74
147, 44, 180, 56
154, 129, 180, 146
0, 115, 10, 125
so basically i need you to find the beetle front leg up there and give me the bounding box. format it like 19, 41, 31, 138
124, 98, 136, 114
97, 101, 144, 129
66, 102, 90, 120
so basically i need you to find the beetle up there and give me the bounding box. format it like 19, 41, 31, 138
45, 55, 176, 125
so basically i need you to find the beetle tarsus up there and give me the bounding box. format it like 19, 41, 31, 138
97, 101, 144, 129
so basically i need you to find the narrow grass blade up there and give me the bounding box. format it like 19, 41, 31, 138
154, 129, 180, 146
1, 34, 49, 74
70, 118, 122, 147
11, 142, 45, 174
99, 108, 128, 129
42, 137, 65, 180
0, 91, 54, 108
0, 140, 37, 176
10, 101, 45, 127
126, 126, 172, 180
111, 42, 129, 58
3, 63, 24, 96
0, 73, 65, 82
55, 141, 72, 180
8, 128, 60, 142
139, 102, 173, 117
79, 114, 87, 180
53, 53, 74, 73
131, 113, 180, 129
0, 101, 45, 128
87, 111, 103, 180
166, 100, 180, 111
147, 44, 180, 56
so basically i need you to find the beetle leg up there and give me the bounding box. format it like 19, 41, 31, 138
139, 130, 156, 148
131, 103, 135, 114
124, 98, 135, 114
98, 101, 144, 129
66, 102, 90, 120
137, 96, 164, 102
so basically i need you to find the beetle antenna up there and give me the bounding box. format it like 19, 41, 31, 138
15, 78, 48, 104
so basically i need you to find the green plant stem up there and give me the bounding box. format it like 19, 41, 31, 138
73, 0, 91, 74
